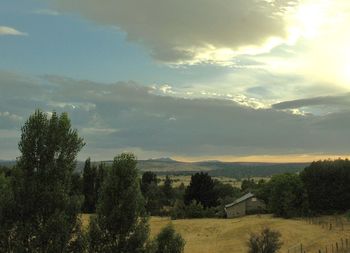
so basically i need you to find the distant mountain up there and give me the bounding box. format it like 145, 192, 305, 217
1, 159, 310, 178
147, 157, 176, 162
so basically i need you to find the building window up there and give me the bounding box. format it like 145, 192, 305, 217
251, 197, 257, 202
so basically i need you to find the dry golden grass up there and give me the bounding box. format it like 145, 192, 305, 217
157, 175, 270, 188
81, 214, 350, 253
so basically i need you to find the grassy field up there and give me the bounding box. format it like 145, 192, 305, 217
157, 175, 270, 188
82, 214, 350, 253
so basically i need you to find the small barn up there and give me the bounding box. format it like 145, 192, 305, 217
224, 192, 266, 218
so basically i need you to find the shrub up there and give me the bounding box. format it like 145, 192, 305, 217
247, 227, 283, 253
154, 224, 185, 253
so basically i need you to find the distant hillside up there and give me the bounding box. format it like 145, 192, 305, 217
0, 158, 309, 178
136, 158, 309, 178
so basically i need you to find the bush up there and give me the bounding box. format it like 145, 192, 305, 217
346, 210, 350, 221
154, 224, 185, 253
185, 200, 205, 218
170, 200, 186, 220
247, 227, 283, 253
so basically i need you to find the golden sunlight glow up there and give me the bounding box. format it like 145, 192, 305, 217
272, 0, 350, 89
174, 154, 350, 163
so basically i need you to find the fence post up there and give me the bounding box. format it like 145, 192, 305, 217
300, 243, 303, 253
336, 242, 338, 252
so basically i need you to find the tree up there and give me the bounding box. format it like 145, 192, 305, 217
88, 153, 149, 253
301, 159, 350, 213
0, 110, 85, 252
141, 171, 164, 215
184, 172, 218, 208
247, 228, 282, 253
161, 176, 175, 206
141, 171, 158, 194
154, 224, 185, 253
95, 162, 107, 204
0, 171, 14, 250
264, 174, 308, 218
83, 157, 97, 213
213, 180, 241, 200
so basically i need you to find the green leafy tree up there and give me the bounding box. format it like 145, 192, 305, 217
0, 171, 14, 250
71, 172, 83, 196
247, 228, 282, 253
88, 153, 149, 253
301, 159, 350, 213
154, 224, 185, 253
265, 174, 308, 218
0, 110, 85, 252
184, 172, 218, 208
83, 158, 97, 213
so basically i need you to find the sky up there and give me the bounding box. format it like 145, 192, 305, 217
1, 0, 350, 162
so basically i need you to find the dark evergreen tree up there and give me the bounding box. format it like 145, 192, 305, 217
161, 176, 175, 206
95, 162, 107, 204
184, 172, 218, 208
141, 171, 158, 194
83, 158, 97, 213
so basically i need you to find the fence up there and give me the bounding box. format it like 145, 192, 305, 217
287, 238, 350, 253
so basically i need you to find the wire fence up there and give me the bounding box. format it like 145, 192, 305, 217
286, 216, 350, 253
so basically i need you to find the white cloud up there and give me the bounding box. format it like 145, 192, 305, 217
0, 26, 27, 36
53, 0, 299, 65
0, 112, 23, 122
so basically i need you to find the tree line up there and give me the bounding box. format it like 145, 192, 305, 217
1, 110, 350, 252
0, 110, 184, 253
246, 160, 350, 218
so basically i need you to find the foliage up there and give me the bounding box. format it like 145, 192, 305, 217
141, 171, 158, 194
170, 200, 187, 220
301, 159, 350, 214
95, 162, 107, 205
145, 182, 163, 215
0, 110, 85, 252
214, 180, 241, 200
184, 172, 218, 208
71, 172, 83, 196
83, 158, 97, 213
161, 176, 175, 206
263, 174, 308, 218
247, 227, 283, 253
141, 172, 164, 215
346, 210, 350, 221
154, 224, 185, 253
88, 153, 149, 253
0, 172, 14, 250
185, 200, 205, 218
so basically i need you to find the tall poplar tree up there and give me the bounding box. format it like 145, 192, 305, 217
0, 110, 85, 252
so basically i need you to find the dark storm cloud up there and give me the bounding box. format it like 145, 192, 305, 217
1, 71, 350, 159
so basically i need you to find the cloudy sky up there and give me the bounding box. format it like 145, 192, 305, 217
1, 0, 350, 162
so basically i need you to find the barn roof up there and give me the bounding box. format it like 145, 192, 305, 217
225, 192, 255, 208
